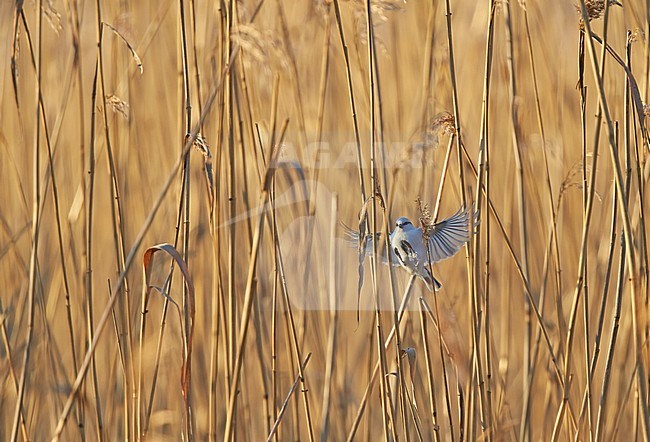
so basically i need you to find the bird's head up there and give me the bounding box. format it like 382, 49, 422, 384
395, 217, 413, 230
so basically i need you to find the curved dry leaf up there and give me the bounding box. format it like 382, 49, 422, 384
141, 243, 195, 406
103, 22, 143, 74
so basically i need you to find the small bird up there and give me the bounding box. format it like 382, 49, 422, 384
342, 206, 477, 291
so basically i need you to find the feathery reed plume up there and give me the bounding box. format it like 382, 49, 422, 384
577, 0, 622, 28
416, 196, 433, 241
559, 154, 598, 198
314, 0, 333, 19
191, 134, 214, 217
231, 24, 290, 71
430, 111, 457, 136
352, 0, 405, 53
402, 112, 457, 165
106, 94, 129, 120
644, 103, 650, 119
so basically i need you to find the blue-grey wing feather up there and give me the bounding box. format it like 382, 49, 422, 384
340, 222, 399, 266
426, 207, 478, 262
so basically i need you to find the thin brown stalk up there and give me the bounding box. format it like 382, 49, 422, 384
10, 1, 42, 440
594, 36, 635, 442
52, 50, 237, 439
178, 0, 194, 436
17, 7, 81, 436
468, 3, 497, 439
441, 0, 471, 437
273, 187, 317, 442
226, 0, 237, 400
139, 164, 192, 438
504, 4, 529, 439
418, 299, 441, 442
1, 298, 28, 440
420, 297, 460, 441
519, 1, 565, 435
267, 353, 312, 442
459, 143, 563, 384
332, 0, 367, 203
207, 8, 228, 431
578, 1, 650, 439
364, 1, 402, 440
346, 276, 415, 442
269, 127, 280, 442
554, 2, 634, 439
320, 195, 339, 441
591, 180, 621, 434
522, 1, 563, 312
222, 122, 287, 441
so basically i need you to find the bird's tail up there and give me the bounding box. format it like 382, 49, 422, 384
422, 267, 442, 291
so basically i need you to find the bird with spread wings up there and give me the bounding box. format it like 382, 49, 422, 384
341, 206, 478, 291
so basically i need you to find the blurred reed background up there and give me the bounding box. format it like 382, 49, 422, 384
2, 0, 650, 440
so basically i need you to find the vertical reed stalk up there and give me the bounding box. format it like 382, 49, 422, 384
468, 2, 496, 439
578, 1, 650, 439
504, 4, 530, 439
222, 124, 288, 441
320, 195, 339, 441
10, 1, 42, 440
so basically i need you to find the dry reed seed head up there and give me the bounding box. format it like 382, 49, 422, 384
576, 0, 622, 28
642, 104, 650, 130
493, 0, 508, 13
560, 154, 597, 195
43, 0, 63, 35
313, 0, 333, 19
191, 135, 214, 202
231, 25, 290, 71
13, 24, 21, 63
405, 111, 456, 159
629, 28, 646, 44
352, 0, 406, 54
416, 196, 433, 240
644, 103, 650, 118
431, 111, 457, 136
106, 94, 130, 120
192, 134, 212, 160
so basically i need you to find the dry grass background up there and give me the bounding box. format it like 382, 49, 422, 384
3, 0, 650, 440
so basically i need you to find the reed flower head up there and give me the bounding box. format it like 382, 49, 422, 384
577, 0, 622, 28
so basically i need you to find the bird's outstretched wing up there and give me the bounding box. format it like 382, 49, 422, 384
339, 222, 398, 266
425, 206, 478, 262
